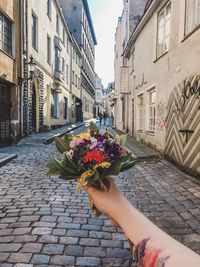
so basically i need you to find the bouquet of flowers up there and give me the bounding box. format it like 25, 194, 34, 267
47, 122, 137, 216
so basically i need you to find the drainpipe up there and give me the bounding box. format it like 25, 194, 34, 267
19, 0, 24, 137
25, 0, 29, 135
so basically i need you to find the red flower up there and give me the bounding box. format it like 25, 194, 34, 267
83, 150, 105, 163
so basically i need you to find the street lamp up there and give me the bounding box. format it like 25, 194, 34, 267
18, 56, 36, 85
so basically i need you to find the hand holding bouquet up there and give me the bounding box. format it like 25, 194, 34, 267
47, 122, 137, 216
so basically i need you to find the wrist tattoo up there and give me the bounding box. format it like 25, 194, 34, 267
130, 238, 170, 267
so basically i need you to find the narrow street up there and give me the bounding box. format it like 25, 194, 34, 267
0, 124, 199, 266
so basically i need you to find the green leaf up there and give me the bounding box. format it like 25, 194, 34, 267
105, 160, 122, 176
62, 157, 80, 175
55, 137, 70, 153
121, 153, 132, 162
64, 133, 73, 143
120, 160, 137, 172
89, 122, 99, 133
120, 134, 128, 146
47, 160, 60, 175
64, 154, 79, 170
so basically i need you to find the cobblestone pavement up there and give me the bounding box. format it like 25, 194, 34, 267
0, 125, 200, 266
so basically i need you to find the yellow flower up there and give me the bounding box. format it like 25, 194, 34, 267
76, 170, 95, 193
78, 132, 90, 140
93, 162, 111, 169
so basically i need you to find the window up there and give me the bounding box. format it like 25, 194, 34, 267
66, 37, 69, 54
47, 35, 51, 65
56, 14, 59, 34
63, 29, 66, 46
149, 90, 156, 131
55, 47, 62, 71
66, 64, 69, 84
0, 12, 12, 56
185, 0, 200, 35
72, 71, 75, 84
51, 90, 58, 118
157, 2, 171, 58
75, 74, 78, 87
131, 48, 135, 71
32, 13, 38, 49
64, 97, 68, 119
138, 95, 144, 130
47, 0, 51, 19
78, 77, 80, 89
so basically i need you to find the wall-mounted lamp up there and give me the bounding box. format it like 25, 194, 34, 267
18, 56, 36, 85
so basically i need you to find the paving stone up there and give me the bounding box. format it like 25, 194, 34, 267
14, 235, 37, 243
42, 244, 64, 255
32, 222, 56, 228
59, 236, 78, 245
89, 231, 112, 239
76, 257, 101, 266
0, 244, 22, 252
0, 253, 9, 262
106, 248, 131, 258
57, 223, 80, 229
21, 243, 43, 253
65, 245, 84, 256
66, 229, 88, 238
40, 216, 57, 222
39, 235, 58, 244
0, 236, 14, 243
31, 255, 50, 264
84, 246, 106, 257
52, 228, 66, 236
0, 229, 13, 236
81, 224, 102, 231
7, 253, 32, 263
31, 227, 52, 235
50, 255, 75, 266
14, 264, 33, 267
101, 239, 123, 248
79, 238, 100, 247
18, 216, 40, 222
13, 228, 31, 235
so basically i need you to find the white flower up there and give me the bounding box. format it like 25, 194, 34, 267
66, 149, 74, 159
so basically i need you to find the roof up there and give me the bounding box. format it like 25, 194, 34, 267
82, 0, 97, 45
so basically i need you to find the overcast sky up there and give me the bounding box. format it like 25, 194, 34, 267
87, 0, 123, 87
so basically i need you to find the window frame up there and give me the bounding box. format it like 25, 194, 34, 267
47, 0, 51, 20
185, 0, 200, 36
47, 35, 51, 65
51, 90, 58, 118
0, 11, 13, 56
138, 94, 144, 131
32, 11, 38, 50
148, 90, 156, 132
156, 1, 171, 58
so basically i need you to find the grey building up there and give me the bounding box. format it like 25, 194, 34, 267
59, 0, 97, 120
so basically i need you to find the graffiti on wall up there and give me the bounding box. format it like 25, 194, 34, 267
174, 76, 200, 118
165, 75, 200, 176
156, 102, 166, 131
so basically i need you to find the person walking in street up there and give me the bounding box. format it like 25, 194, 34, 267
103, 112, 107, 126
99, 113, 103, 126
84, 177, 200, 267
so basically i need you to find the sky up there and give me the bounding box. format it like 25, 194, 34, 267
87, 0, 123, 87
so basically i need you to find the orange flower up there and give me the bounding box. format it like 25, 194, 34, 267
83, 150, 105, 163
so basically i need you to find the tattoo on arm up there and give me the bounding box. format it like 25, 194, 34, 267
131, 238, 170, 267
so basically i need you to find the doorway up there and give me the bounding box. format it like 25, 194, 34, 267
0, 84, 11, 146
32, 85, 37, 132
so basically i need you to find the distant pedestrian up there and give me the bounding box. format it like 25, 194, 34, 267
99, 114, 103, 126
103, 112, 107, 126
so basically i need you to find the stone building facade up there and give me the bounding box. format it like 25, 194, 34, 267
0, 0, 21, 146
20, 0, 81, 136
121, 0, 200, 176
94, 74, 105, 117
114, 0, 147, 132
59, 0, 97, 120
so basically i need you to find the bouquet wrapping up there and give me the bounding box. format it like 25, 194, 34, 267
47, 122, 137, 216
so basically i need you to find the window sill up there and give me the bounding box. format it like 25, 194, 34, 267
182, 24, 200, 42
51, 117, 59, 119
145, 131, 155, 136
0, 48, 14, 60
32, 46, 38, 52
153, 51, 168, 63
137, 130, 144, 133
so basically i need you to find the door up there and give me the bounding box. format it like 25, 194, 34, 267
0, 84, 11, 146
32, 85, 37, 132
132, 98, 134, 137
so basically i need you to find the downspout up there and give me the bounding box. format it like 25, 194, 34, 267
19, 0, 24, 137
25, 0, 29, 135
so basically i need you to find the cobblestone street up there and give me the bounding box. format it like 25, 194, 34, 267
0, 125, 200, 266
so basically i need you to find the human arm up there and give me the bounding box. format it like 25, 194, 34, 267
84, 177, 200, 267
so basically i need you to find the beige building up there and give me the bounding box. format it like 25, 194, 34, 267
121, 0, 200, 176
0, 0, 20, 146
21, 0, 81, 135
